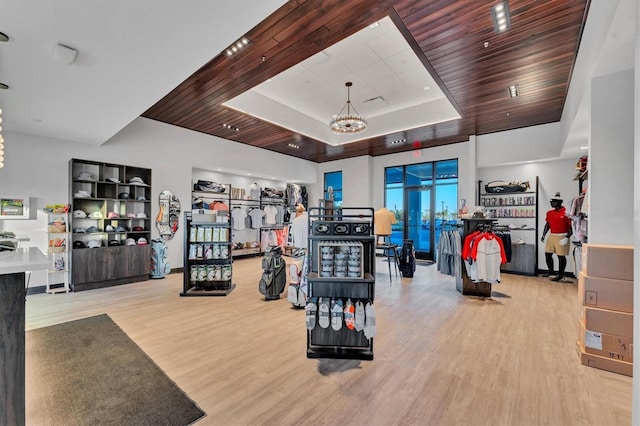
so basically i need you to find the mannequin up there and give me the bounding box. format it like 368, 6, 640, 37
540, 192, 572, 281
291, 204, 308, 249
374, 207, 396, 242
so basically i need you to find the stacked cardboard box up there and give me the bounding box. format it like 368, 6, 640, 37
577, 244, 633, 376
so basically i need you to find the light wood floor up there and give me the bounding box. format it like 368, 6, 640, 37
25, 257, 632, 425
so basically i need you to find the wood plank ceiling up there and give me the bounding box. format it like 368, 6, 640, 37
142, 0, 589, 163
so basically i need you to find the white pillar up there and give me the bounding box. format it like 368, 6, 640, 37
632, 0, 640, 422
589, 69, 634, 244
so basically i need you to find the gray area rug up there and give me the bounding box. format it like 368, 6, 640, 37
26, 314, 205, 426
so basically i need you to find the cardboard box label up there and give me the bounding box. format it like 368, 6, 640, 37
585, 330, 602, 350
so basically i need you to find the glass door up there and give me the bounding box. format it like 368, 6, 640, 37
406, 186, 432, 260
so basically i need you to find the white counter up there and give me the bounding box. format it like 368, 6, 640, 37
0, 247, 50, 275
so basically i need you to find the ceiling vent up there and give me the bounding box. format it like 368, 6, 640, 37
362, 96, 387, 107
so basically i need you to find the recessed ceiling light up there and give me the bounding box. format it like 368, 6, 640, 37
288, 143, 300, 149
580, 146, 588, 150
217, 168, 222, 171
247, 173, 252, 176
491, 1, 511, 33
423, 86, 431, 91
222, 123, 239, 132
224, 36, 252, 57
369, 22, 380, 29
0, 32, 9, 42
508, 85, 518, 97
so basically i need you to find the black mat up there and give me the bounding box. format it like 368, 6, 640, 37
26, 314, 205, 426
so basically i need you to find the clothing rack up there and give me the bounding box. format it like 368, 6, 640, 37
456, 218, 499, 297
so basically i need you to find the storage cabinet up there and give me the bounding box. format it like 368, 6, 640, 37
306, 207, 375, 360
71, 245, 151, 290
181, 209, 235, 296
478, 176, 539, 276
69, 159, 152, 291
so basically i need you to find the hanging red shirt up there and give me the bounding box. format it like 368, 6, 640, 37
546, 206, 571, 233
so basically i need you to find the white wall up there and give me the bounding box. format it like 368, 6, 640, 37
589, 69, 635, 244
633, 0, 640, 418
0, 117, 317, 285
476, 122, 563, 167
315, 156, 373, 209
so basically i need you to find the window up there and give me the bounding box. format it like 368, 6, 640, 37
384, 160, 458, 256
324, 171, 343, 208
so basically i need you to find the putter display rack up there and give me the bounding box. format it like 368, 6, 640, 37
181, 188, 235, 296
306, 207, 376, 360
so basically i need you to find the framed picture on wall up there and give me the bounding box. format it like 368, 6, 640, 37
0, 196, 30, 219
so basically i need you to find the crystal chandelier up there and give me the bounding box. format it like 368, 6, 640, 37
330, 82, 367, 134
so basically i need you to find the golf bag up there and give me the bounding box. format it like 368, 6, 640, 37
259, 245, 287, 300
287, 249, 308, 308
399, 239, 416, 278
150, 239, 171, 279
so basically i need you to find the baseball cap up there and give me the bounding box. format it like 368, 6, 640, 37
108, 239, 120, 246
125, 238, 136, 246
133, 226, 144, 231
137, 237, 148, 245
73, 209, 87, 218
87, 240, 101, 248
129, 176, 146, 185
127, 213, 136, 218
105, 224, 115, 232
76, 171, 95, 181
88, 211, 103, 219
73, 227, 86, 233
73, 241, 86, 249
105, 177, 120, 183
86, 226, 101, 233
136, 212, 148, 218
107, 211, 120, 219
74, 190, 91, 198
118, 192, 131, 200
115, 226, 128, 232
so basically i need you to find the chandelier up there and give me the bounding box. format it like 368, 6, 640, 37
330, 82, 367, 134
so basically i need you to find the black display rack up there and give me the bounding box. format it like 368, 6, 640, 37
181, 193, 235, 296
306, 206, 376, 360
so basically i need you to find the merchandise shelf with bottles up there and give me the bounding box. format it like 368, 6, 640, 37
192, 184, 263, 258
181, 207, 235, 297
